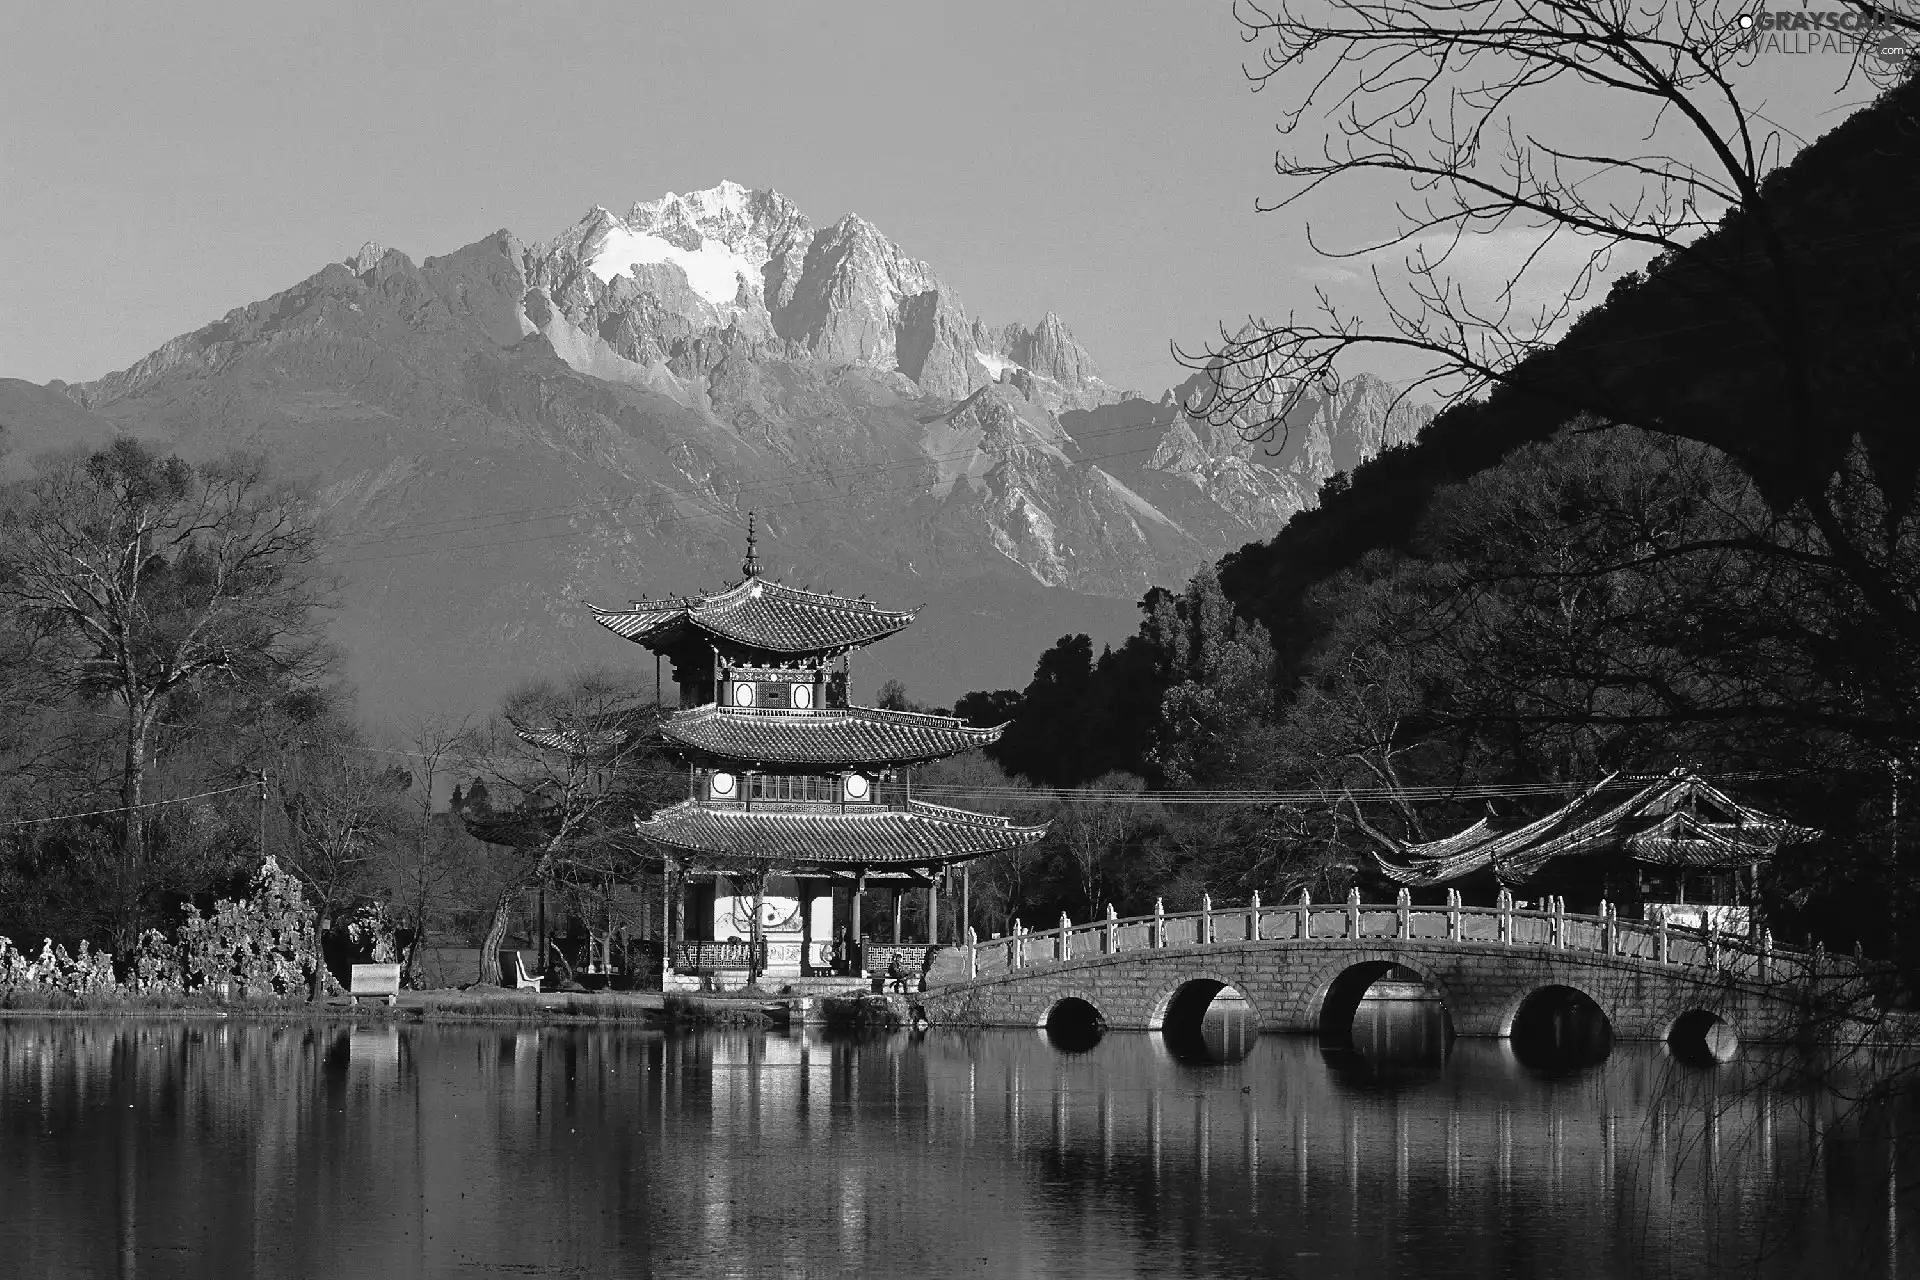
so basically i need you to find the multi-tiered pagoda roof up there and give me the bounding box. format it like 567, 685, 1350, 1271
592, 521, 1046, 876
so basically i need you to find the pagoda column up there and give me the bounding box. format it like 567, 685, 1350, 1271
891, 889, 903, 944
749, 870, 766, 986
961, 864, 970, 948
852, 869, 867, 974
926, 871, 939, 945
661, 860, 675, 978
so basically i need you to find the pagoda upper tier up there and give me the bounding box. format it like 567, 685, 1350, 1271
591, 575, 916, 662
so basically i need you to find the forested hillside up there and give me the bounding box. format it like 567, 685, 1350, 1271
950, 74, 1920, 960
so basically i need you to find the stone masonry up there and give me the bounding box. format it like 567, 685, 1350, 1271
920, 937, 1866, 1044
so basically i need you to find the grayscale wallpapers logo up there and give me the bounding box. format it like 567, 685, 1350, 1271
1735, 5, 1918, 77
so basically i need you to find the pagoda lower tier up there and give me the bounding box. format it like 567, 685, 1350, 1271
637, 796, 1046, 986
638, 797, 1046, 867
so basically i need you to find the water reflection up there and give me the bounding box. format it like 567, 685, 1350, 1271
1325, 993, 1452, 1089
1044, 997, 1105, 1054
1511, 985, 1615, 1074
1161, 982, 1256, 1064
0, 1018, 1910, 1278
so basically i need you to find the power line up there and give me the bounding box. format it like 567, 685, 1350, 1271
910, 771, 1788, 806
0, 780, 257, 829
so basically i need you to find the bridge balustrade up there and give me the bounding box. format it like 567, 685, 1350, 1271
956, 899, 1847, 985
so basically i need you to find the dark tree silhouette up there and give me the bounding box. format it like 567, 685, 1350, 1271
0, 439, 329, 950
1193, 0, 1920, 649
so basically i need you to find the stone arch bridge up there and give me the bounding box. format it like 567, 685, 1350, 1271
920, 894, 1873, 1046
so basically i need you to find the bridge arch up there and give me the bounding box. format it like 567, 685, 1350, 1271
1494, 980, 1615, 1039
1507, 983, 1615, 1070
1665, 1008, 1740, 1064
1300, 952, 1457, 1041
1040, 992, 1107, 1053
1145, 971, 1267, 1034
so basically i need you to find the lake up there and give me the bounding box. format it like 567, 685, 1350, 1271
0, 1006, 1910, 1278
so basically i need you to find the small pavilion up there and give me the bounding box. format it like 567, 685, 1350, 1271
591, 521, 1047, 988
1362, 770, 1818, 922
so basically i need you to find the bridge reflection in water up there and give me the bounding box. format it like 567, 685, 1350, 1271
0, 1019, 1910, 1277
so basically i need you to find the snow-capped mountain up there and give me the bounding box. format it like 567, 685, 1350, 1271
516, 180, 1118, 411
2, 182, 1428, 720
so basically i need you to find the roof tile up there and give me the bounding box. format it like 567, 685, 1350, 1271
661, 704, 1003, 766
635, 799, 1047, 866
592, 576, 914, 655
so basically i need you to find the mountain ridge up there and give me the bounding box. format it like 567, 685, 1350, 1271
2, 181, 1431, 722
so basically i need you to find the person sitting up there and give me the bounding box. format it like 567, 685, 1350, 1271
885, 952, 908, 994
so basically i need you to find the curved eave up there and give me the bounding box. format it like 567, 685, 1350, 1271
656, 704, 1006, 768
460, 806, 560, 848
633, 798, 1048, 867
589, 576, 918, 658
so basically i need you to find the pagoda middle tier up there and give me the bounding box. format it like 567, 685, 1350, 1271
661, 702, 1003, 770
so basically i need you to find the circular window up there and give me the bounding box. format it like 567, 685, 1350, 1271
791, 683, 814, 709
733, 681, 756, 707
843, 773, 871, 801
710, 771, 736, 798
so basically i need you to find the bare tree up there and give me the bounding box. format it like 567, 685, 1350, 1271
0, 439, 330, 949
461, 671, 676, 986
1192, 0, 1920, 642
265, 722, 411, 1000
1052, 773, 1144, 917
386, 712, 476, 986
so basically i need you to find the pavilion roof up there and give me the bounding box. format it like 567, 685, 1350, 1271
590, 575, 915, 657
1368, 770, 1819, 888
634, 798, 1048, 868
659, 704, 1004, 768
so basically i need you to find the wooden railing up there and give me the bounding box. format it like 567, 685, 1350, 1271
960, 888, 1862, 986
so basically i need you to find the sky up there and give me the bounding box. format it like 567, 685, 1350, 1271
0, 1, 1890, 397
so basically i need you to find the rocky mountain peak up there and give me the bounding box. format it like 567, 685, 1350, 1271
24, 181, 1439, 721
346, 241, 387, 275
516, 183, 1126, 411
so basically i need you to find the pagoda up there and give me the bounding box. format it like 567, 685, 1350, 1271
591, 518, 1047, 989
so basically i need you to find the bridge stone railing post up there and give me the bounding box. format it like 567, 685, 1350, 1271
1298, 889, 1312, 940
1346, 888, 1361, 939
1760, 928, 1773, 981
1059, 913, 1071, 962
1395, 888, 1411, 939
1655, 907, 1669, 964
1707, 915, 1721, 971
1599, 899, 1612, 956
1011, 918, 1023, 970
1105, 903, 1117, 955
1497, 888, 1513, 945
1250, 891, 1262, 942
1552, 896, 1566, 948
1812, 938, 1826, 979
1445, 888, 1460, 941
1201, 893, 1213, 946
1154, 898, 1166, 949
966, 926, 978, 979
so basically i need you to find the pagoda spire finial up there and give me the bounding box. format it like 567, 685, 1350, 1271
741, 512, 761, 578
